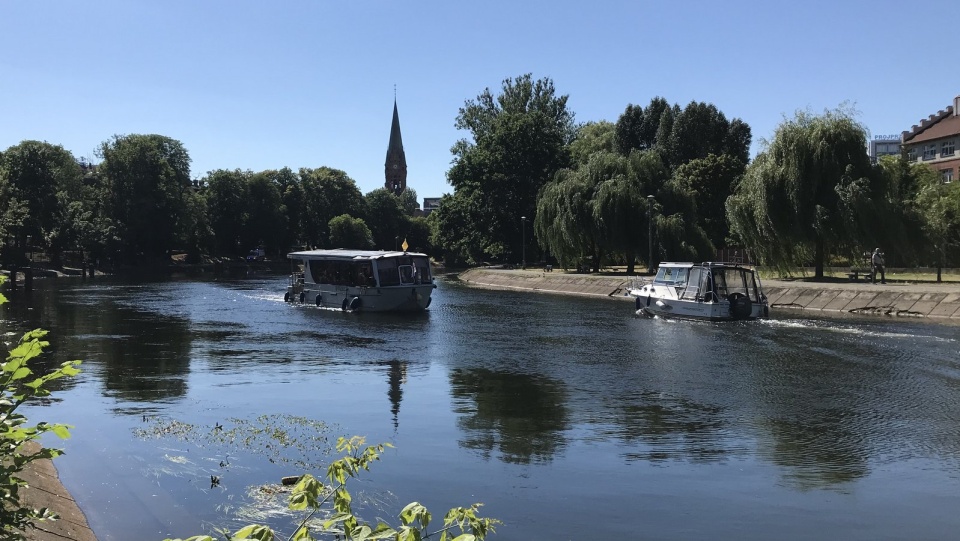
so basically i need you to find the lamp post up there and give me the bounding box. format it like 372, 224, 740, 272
520, 216, 527, 269
647, 195, 655, 274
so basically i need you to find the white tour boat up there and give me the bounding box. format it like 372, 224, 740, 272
284, 249, 436, 312
627, 262, 769, 321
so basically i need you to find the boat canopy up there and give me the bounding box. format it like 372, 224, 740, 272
287, 249, 429, 260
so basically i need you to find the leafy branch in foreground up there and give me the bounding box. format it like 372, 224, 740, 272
167, 435, 500, 541
0, 314, 82, 538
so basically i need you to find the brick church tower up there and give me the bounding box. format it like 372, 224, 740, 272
384, 99, 407, 195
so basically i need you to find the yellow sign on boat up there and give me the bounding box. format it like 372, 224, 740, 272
401, 238, 409, 251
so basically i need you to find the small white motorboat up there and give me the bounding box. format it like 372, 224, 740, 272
627, 262, 769, 321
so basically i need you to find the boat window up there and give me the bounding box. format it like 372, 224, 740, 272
713, 268, 754, 300
399, 265, 415, 285
654, 267, 689, 285
412, 256, 432, 282
377, 258, 400, 286
680, 267, 702, 300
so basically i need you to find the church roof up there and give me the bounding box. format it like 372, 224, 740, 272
385, 100, 405, 163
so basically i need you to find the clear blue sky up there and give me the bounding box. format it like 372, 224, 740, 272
3, 0, 957, 202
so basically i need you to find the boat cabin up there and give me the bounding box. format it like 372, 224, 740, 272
653, 262, 764, 304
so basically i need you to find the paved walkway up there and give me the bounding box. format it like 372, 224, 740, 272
458, 268, 960, 322
17, 442, 97, 541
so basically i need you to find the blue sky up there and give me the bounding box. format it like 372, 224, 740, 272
3, 0, 957, 202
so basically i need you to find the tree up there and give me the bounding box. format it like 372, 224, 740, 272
299, 167, 366, 249
912, 165, 960, 280
364, 188, 408, 250
670, 154, 746, 248
328, 214, 374, 249
446, 74, 574, 262
569, 121, 616, 167
727, 107, 873, 277
244, 171, 286, 256
0, 141, 84, 263
614, 97, 670, 155
97, 134, 192, 262
203, 169, 249, 256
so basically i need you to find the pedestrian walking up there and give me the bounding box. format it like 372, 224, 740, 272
871, 248, 886, 284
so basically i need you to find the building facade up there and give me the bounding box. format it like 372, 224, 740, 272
384, 100, 408, 195
901, 95, 960, 183
868, 135, 901, 163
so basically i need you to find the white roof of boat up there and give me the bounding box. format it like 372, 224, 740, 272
287, 249, 427, 260
658, 261, 755, 269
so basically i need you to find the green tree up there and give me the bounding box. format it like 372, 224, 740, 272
569, 121, 616, 167
97, 134, 192, 262
0, 141, 84, 263
670, 154, 745, 248
404, 216, 433, 255
614, 97, 670, 155
299, 167, 366, 249
429, 192, 485, 265
328, 214, 374, 249
204, 169, 250, 256
244, 171, 286, 257
912, 165, 960, 279
446, 74, 574, 262
727, 107, 873, 277
364, 188, 408, 250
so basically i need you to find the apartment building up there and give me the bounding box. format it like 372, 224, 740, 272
901, 95, 960, 183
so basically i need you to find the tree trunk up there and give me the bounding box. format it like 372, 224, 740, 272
814, 236, 825, 279
626, 250, 635, 275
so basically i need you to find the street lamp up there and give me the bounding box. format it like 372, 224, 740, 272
521, 216, 527, 270
647, 195, 655, 274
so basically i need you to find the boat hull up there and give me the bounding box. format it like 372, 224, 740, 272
285, 284, 435, 312
632, 292, 768, 321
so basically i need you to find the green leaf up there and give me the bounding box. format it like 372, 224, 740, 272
50, 424, 72, 439
232, 524, 274, 540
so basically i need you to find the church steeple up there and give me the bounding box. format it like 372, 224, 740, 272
385, 98, 407, 195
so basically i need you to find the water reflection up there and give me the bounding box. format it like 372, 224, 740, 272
449, 368, 569, 464
378, 359, 407, 429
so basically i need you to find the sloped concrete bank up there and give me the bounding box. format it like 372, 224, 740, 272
457, 268, 960, 322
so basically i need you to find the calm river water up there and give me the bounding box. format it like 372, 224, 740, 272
8, 273, 960, 540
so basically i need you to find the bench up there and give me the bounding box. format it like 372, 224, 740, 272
847, 268, 871, 282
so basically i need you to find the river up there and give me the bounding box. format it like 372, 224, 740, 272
9, 273, 960, 540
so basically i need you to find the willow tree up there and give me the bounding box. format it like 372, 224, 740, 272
727, 107, 873, 277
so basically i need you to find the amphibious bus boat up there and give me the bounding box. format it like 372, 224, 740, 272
627, 262, 769, 321
284, 249, 435, 312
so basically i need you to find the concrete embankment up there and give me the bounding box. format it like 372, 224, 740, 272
457, 268, 960, 322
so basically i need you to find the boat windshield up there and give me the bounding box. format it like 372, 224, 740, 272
711, 267, 759, 301
653, 266, 689, 286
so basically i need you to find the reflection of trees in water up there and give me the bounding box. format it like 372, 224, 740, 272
603, 391, 741, 463
449, 368, 569, 465
2, 282, 193, 401
761, 412, 868, 491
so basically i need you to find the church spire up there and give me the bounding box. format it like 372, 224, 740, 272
384, 97, 407, 195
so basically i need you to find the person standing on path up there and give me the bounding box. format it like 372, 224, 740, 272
872, 248, 886, 284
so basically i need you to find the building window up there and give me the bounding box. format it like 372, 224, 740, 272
923, 144, 937, 160
908, 147, 918, 161
942, 168, 954, 183
942, 140, 956, 158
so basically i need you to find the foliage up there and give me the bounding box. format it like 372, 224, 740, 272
669, 154, 746, 248
568, 121, 616, 167
364, 188, 409, 251
298, 168, 367, 250
0, 141, 84, 263
445, 73, 574, 263
911, 164, 960, 272
328, 215, 374, 249
726, 106, 874, 276
204, 169, 251, 256
165, 436, 499, 541
97, 134, 193, 262
0, 276, 81, 538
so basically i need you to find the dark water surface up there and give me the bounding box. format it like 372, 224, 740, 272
9, 274, 960, 540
